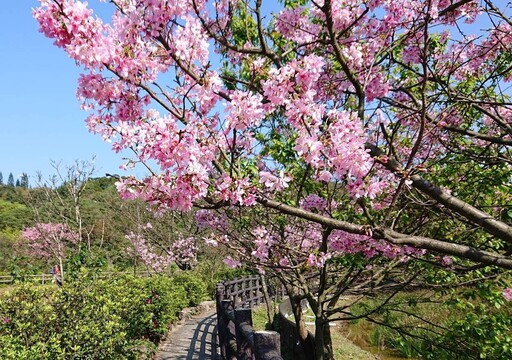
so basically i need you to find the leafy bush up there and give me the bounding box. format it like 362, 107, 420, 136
0, 273, 194, 359
0, 285, 65, 360
172, 273, 208, 307
445, 289, 512, 360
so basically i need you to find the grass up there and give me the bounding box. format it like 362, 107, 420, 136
251, 303, 274, 330
341, 318, 415, 360
346, 292, 450, 358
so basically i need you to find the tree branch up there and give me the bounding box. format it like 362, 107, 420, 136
257, 197, 512, 269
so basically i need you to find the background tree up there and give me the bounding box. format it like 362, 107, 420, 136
0, 200, 31, 232
20, 222, 79, 284
0, 171, 3, 185
0, 199, 32, 273
19, 173, 29, 189
29, 159, 95, 250
7, 173, 14, 188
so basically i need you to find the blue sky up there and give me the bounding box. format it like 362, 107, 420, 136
0, 1, 127, 182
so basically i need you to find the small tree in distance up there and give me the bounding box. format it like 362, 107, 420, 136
19, 173, 29, 189
21, 223, 79, 285
29, 159, 96, 250
126, 222, 198, 273
7, 173, 14, 188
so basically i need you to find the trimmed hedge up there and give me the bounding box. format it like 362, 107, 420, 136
0, 273, 207, 359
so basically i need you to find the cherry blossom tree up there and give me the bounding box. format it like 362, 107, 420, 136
34, 0, 512, 358
126, 222, 198, 272
21, 223, 79, 284
197, 194, 433, 357
28, 159, 96, 250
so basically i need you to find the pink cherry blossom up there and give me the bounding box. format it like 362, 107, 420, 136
126, 223, 197, 272
223, 256, 241, 269
503, 288, 512, 302
21, 223, 79, 261
259, 171, 292, 192
33, 0, 512, 278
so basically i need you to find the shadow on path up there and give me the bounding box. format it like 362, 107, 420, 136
155, 311, 219, 360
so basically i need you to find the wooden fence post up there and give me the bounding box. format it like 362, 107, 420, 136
254, 331, 281, 360
241, 278, 247, 306
217, 285, 229, 360
255, 277, 261, 306
233, 281, 239, 307
223, 299, 237, 360
216, 276, 286, 360
235, 308, 255, 360
226, 281, 232, 302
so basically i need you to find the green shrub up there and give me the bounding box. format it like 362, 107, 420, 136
51, 279, 135, 359
0, 285, 64, 359
172, 273, 208, 307
446, 292, 512, 360
0, 274, 193, 359
142, 275, 188, 341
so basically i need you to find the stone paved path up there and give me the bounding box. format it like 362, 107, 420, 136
154, 309, 219, 360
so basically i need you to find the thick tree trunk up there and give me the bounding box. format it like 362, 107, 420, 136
289, 296, 315, 359
314, 317, 334, 360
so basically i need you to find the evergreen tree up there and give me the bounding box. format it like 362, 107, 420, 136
7, 173, 14, 187
15, 179, 20, 187
20, 173, 29, 188
0, 172, 3, 185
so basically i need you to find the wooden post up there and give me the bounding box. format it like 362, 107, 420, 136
241, 278, 247, 307
255, 277, 262, 306
233, 281, 240, 307
59, 257, 64, 286
222, 299, 236, 360
254, 331, 281, 360
217, 285, 229, 360
226, 281, 232, 301
235, 308, 255, 360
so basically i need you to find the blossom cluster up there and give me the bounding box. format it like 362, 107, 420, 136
126, 223, 197, 272
21, 223, 79, 260
33, 0, 511, 273
504, 288, 512, 302
197, 195, 426, 269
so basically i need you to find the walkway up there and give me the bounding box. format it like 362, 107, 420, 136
154, 309, 219, 360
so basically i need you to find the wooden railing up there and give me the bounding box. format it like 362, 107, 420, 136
216, 276, 285, 360
0, 274, 54, 285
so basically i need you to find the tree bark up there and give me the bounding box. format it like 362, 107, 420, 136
314, 317, 334, 360
260, 275, 275, 327
289, 295, 315, 359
